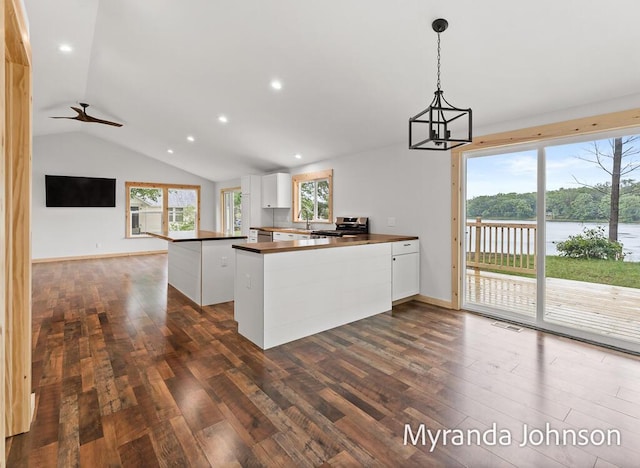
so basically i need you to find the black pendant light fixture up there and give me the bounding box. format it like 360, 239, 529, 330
409, 18, 472, 151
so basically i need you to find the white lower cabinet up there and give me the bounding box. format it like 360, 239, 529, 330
273, 232, 296, 241
392, 240, 420, 300
273, 231, 309, 241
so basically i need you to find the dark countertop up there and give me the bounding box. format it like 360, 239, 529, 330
233, 234, 418, 254
146, 230, 247, 242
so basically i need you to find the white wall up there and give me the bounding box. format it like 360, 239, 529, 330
32, 132, 216, 259
265, 145, 452, 302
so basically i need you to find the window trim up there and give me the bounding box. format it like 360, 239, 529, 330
220, 186, 242, 235
125, 181, 201, 238
292, 169, 333, 224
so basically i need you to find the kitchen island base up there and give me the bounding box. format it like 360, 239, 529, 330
234, 242, 392, 349
147, 230, 247, 307
168, 239, 238, 306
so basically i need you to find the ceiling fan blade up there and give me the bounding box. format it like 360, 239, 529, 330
50, 103, 123, 127
84, 115, 123, 127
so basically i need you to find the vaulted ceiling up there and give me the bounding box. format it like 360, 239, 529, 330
24, 0, 640, 181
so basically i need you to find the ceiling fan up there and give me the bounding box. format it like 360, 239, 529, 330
50, 102, 123, 127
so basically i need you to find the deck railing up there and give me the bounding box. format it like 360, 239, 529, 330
466, 217, 537, 274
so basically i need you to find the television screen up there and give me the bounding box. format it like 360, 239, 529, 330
45, 175, 116, 207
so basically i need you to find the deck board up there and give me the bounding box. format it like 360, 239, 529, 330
465, 270, 640, 343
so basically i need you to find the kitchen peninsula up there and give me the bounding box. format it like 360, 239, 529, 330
148, 230, 246, 306
232, 234, 419, 349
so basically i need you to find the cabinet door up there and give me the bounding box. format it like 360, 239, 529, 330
262, 173, 291, 208
392, 253, 420, 300
262, 174, 277, 207
240, 193, 251, 236
241, 175, 251, 194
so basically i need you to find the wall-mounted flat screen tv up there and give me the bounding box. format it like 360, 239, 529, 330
45, 175, 116, 207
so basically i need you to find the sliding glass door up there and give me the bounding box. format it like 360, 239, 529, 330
543, 136, 640, 345
463, 130, 640, 351
464, 149, 538, 321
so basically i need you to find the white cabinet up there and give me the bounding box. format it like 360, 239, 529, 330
261, 173, 291, 208
392, 240, 420, 300
241, 175, 262, 236
273, 231, 310, 241
273, 231, 296, 241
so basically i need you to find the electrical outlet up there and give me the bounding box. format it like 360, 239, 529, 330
221, 256, 228, 267
387, 217, 396, 227
96, 242, 101, 248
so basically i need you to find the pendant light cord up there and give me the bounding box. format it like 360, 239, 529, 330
436, 31, 441, 91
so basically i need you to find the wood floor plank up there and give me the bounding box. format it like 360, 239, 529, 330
8, 254, 640, 467
169, 416, 212, 468
78, 389, 103, 445
118, 434, 160, 468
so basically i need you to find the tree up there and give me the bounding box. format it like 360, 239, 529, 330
130, 187, 162, 202
574, 136, 640, 241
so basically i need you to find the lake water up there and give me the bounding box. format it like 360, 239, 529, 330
482, 220, 640, 262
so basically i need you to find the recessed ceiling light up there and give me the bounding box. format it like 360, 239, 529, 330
167, 149, 174, 154
218, 115, 228, 124
270, 80, 283, 91
294, 153, 302, 159
187, 135, 195, 142
58, 44, 73, 53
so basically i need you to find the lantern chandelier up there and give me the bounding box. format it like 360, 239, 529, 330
409, 18, 472, 151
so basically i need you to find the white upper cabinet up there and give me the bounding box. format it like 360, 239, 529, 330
261, 173, 292, 208
240, 175, 262, 235
241, 175, 261, 195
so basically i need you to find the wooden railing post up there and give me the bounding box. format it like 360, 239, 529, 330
474, 217, 482, 272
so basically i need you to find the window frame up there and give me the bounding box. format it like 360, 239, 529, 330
292, 169, 333, 224
220, 186, 242, 235
125, 181, 201, 238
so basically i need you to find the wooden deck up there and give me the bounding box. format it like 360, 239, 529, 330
466, 270, 640, 344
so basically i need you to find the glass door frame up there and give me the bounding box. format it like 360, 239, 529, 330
458, 127, 640, 354
461, 142, 542, 327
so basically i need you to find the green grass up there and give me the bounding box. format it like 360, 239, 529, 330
545, 256, 640, 289
469, 254, 640, 288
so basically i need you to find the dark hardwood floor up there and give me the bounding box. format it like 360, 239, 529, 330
6, 254, 640, 467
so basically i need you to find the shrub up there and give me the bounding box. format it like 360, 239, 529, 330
555, 226, 624, 261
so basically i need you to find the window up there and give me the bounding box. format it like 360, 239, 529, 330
126, 182, 200, 237
292, 169, 333, 224
168, 207, 184, 223
220, 187, 242, 235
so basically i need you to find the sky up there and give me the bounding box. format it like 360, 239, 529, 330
466, 134, 640, 199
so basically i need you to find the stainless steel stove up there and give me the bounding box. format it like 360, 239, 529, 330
311, 217, 369, 237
